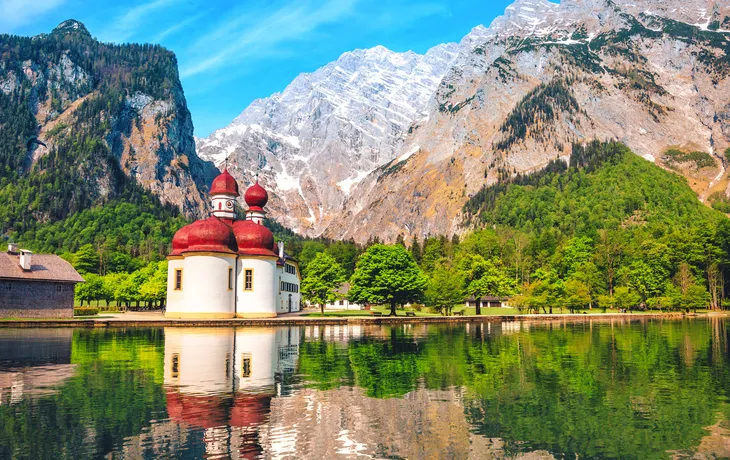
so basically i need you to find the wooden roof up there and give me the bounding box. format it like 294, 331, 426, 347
0, 253, 85, 283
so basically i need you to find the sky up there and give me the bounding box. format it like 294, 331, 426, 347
0, 0, 519, 137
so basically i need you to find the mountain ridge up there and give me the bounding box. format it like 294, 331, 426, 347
197, 0, 730, 243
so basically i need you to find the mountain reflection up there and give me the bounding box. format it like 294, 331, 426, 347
1, 320, 730, 459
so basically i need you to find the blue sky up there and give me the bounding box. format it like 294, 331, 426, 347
1, 0, 518, 137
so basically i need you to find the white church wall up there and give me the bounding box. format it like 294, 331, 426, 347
166, 258, 185, 314
166, 254, 236, 318
237, 257, 278, 318
164, 327, 236, 394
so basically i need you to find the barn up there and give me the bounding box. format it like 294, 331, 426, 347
0, 245, 85, 318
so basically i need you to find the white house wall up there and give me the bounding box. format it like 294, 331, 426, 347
277, 262, 301, 314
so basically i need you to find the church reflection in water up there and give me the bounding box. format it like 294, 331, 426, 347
162, 327, 300, 459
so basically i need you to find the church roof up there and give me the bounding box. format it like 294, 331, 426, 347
0, 253, 84, 283
244, 181, 268, 210
183, 217, 237, 254
210, 169, 240, 197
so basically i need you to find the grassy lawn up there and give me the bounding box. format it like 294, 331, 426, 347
303, 305, 440, 317
302, 305, 716, 318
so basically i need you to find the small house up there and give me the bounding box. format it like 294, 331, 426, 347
325, 283, 365, 311
0, 244, 84, 318
465, 296, 510, 309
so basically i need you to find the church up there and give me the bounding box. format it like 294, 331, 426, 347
165, 170, 301, 318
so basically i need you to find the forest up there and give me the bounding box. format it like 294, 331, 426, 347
302, 141, 730, 314
4, 140, 730, 313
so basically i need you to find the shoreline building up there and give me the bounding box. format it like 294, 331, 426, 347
166, 171, 301, 318
324, 283, 364, 311
0, 245, 84, 318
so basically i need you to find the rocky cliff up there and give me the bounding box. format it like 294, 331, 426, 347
196, 44, 460, 235
0, 20, 216, 226
321, 0, 730, 243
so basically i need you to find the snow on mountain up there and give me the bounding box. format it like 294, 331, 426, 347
322, 0, 730, 243
198, 0, 730, 242
196, 42, 459, 234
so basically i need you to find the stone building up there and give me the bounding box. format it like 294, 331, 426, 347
0, 245, 85, 318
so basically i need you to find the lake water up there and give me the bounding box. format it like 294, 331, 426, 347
1, 319, 729, 459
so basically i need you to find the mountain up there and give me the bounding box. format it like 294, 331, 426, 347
0, 19, 216, 240
323, 0, 730, 243
196, 43, 460, 235
201, 0, 730, 243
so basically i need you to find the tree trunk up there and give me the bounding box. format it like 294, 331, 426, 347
390, 299, 397, 316
320, 303, 325, 316
475, 297, 481, 315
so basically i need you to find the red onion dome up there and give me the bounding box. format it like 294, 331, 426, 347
169, 224, 194, 256
210, 169, 240, 197
232, 220, 277, 256
183, 217, 237, 254
244, 181, 268, 210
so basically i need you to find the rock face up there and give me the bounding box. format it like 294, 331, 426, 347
196, 44, 459, 234
0, 20, 216, 221
322, 0, 730, 243
199, 0, 730, 243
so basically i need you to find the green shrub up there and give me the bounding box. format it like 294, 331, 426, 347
664, 149, 716, 170
74, 307, 99, 316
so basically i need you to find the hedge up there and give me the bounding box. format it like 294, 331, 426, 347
73, 307, 99, 316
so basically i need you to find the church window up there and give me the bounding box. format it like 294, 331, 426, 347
241, 353, 252, 378
228, 268, 234, 290
244, 269, 253, 291
171, 353, 180, 378
174, 269, 183, 290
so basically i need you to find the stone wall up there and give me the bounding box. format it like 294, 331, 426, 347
0, 280, 75, 318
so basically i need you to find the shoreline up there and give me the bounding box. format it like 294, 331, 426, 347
0, 311, 722, 328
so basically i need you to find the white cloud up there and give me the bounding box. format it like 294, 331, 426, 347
151, 12, 207, 43
98, 0, 179, 43
180, 0, 359, 78
0, 0, 66, 31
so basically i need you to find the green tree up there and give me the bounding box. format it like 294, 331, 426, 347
75, 274, 103, 306
426, 264, 465, 316
563, 279, 591, 313
683, 285, 710, 312
614, 286, 641, 311
410, 235, 422, 264
325, 241, 358, 278
299, 241, 327, 275
460, 255, 516, 315
349, 244, 427, 316
138, 262, 167, 308
301, 252, 347, 315
73, 244, 99, 274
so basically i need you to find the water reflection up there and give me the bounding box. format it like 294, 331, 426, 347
0, 329, 75, 405
162, 327, 299, 459
1, 320, 730, 459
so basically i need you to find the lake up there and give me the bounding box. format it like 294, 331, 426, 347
1, 318, 729, 459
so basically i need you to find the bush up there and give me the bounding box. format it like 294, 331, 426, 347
411, 303, 426, 312
74, 307, 99, 316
